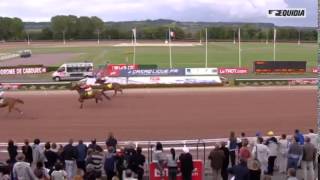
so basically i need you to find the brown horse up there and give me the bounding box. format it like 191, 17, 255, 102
95, 79, 123, 96
71, 84, 111, 109
0, 97, 24, 114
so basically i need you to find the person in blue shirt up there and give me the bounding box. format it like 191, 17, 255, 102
294, 129, 304, 145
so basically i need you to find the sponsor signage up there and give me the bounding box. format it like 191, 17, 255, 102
149, 160, 203, 180
106, 76, 222, 85
218, 68, 249, 74
185, 68, 218, 75
120, 68, 185, 77
0, 66, 47, 75
106, 64, 138, 77
267, 8, 306, 18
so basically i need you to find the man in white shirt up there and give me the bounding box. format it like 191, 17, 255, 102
13, 154, 37, 180
252, 137, 270, 175
306, 129, 317, 148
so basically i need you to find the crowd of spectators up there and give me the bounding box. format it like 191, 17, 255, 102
0, 129, 318, 180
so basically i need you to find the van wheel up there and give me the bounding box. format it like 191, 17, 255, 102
53, 77, 61, 81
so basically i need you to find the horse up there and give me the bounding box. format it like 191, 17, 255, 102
71, 84, 111, 109
0, 97, 24, 114
95, 79, 123, 96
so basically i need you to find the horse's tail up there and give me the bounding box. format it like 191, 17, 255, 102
16, 98, 24, 104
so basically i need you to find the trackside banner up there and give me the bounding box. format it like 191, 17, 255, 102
0, 66, 47, 75
149, 160, 203, 180
120, 68, 185, 77
106, 76, 222, 85
218, 68, 249, 74
185, 68, 218, 75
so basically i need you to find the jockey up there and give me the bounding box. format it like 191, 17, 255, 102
80, 81, 93, 96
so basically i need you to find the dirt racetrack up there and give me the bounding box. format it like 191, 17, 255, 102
0, 86, 316, 142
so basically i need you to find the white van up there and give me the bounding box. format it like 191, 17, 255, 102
52, 62, 94, 81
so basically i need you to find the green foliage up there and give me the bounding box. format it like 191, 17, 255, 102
0, 17, 24, 40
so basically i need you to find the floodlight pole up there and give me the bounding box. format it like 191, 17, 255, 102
169, 28, 172, 68
27, 32, 30, 45
62, 31, 66, 45
238, 28, 241, 67
97, 30, 100, 45
298, 30, 301, 45
233, 30, 236, 44
273, 28, 276, 61
266, 30, 269, 44
205, 28, 208, 68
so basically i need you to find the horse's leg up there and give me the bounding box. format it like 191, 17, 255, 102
79, 98, 84, 109
13, 107, 23, 114
102, 92, 111, 100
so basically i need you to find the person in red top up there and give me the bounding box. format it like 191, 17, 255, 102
239, 138, 251, 162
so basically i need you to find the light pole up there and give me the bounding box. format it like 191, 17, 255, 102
124, 52, 133, 85
26, 32, 30, 45
62, 30, 66, 45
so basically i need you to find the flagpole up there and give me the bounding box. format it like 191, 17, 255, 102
298, 29, 301, 45
273, 27, 276, 61
238, 28, 241, 67
133, 28, 136, 64
205, 28, 208, 68
169, 28, 172, 68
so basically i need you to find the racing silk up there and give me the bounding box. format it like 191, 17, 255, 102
80, 84, 93, 96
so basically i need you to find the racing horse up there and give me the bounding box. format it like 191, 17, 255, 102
71, 84, 111, 109
0, 97, 24, 114
95, 79, 123, 96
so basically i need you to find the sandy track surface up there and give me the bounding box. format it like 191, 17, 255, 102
0, 86, 316, 142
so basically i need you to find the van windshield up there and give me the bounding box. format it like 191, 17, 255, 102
57, 67, 65, 72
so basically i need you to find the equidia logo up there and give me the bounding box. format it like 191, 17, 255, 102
267, 8, 306, 18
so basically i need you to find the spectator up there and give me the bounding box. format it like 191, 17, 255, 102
104, 146, 117, 180
294, 129, 304, 145
287, 168, 298, 180
220, 141, 230, 180
84, 164, 97, 180
179, 146, 193, 180
131, 147, 146, 180
301, 136, 316, 180
228, 131, 238, 167
209, 143, 225, 180
287, 137, 303, 170
44, 142, 58, 171
12, 154, 37, 180
306, 129, 317, 147
32, 138, 45, 168
248, 160, 261, 180
22, 139, 33, 164
7, 139, 18, 164
278, 134, 289, 174
265, 132, 278, 175
115, 147, 126, 180
51, 162, 68, 180
86, 149, 104, 178
76, 140, 88, 172
166, 148, 178, 180
33, 161, 50, 180
106, 132, 118, 151
239, 138, 251, 162
88, 139, 103, 152
62, 139, 78, 180
238, 132, 246, 149
252, 137, 269, 175
153, 142, 168, 180
228, 158, 250, 180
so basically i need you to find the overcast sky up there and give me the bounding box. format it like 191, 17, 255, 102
0, 0, 317, 27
